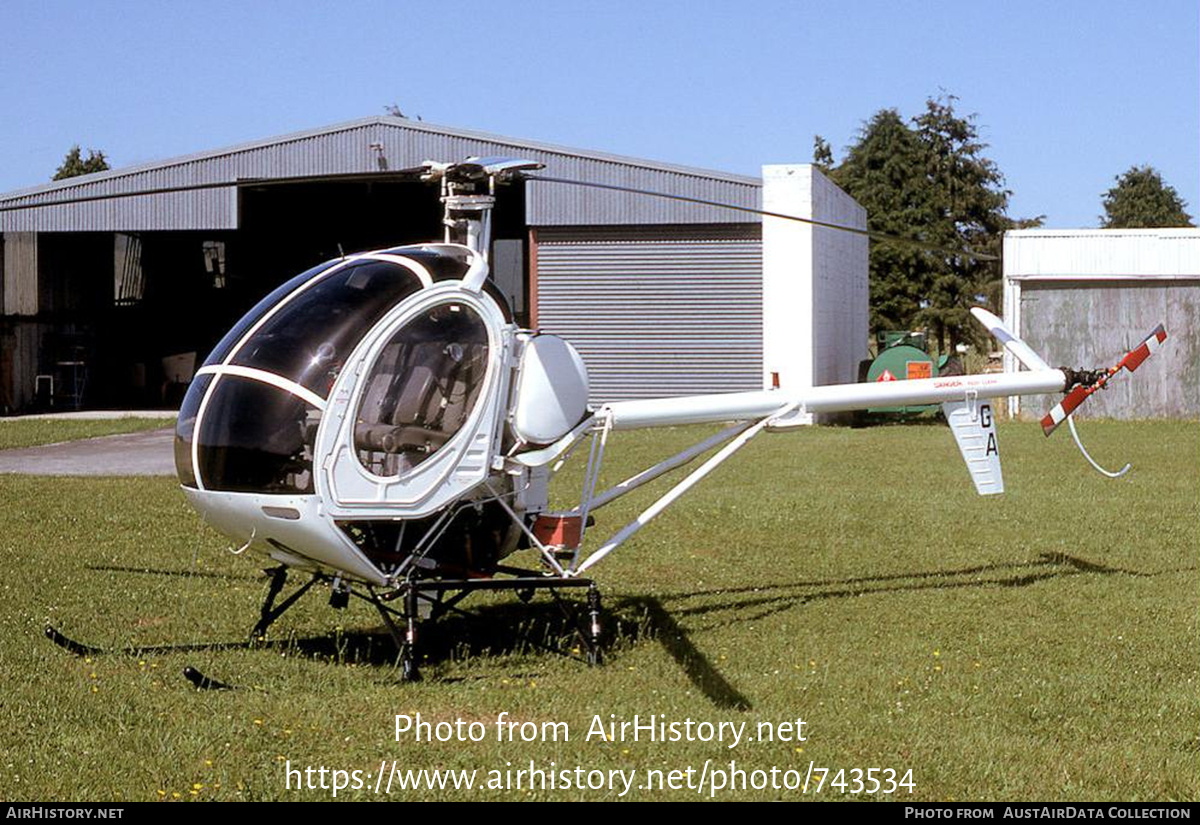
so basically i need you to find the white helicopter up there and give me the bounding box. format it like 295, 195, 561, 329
32, 157, 1166, 682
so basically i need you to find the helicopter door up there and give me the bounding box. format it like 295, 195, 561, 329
316, 290, 507, 518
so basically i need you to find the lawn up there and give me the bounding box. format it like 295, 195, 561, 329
0, 419, 1195, 801
0, 417, 174, 451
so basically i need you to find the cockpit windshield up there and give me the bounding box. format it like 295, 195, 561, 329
354, 302, 490, 478
230, 260, 425, 398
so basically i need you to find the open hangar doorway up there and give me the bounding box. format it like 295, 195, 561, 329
25, 178, 530, 412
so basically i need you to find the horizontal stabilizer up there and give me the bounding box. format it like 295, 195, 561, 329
943, 398, 1004, 495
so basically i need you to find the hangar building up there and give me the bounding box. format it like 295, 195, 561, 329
0, 117, 867, 418
1003, 228, 1199, 419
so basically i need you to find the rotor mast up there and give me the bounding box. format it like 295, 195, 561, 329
424, 158, 544, 263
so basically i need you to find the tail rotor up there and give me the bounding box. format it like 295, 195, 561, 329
1041, 325, 1168, 436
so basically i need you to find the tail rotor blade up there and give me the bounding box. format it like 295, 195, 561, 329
1042, 385, 1091, 436
1116, 325, 1167, 373
1042, 324, 1168, 437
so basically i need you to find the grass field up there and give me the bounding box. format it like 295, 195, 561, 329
0, 417, 174, 451
0, 420, 1196, 801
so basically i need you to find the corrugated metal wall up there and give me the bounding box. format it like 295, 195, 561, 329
534, 225, 763, 403
0, 118, 760, 232
1005, 229, 1200, 278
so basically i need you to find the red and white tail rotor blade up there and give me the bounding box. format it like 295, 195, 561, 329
1116, 324, 1168, 373
1041, 325, 1168, 436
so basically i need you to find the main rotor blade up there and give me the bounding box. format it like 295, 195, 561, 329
525, 173, 1000, 262
0, 170, 427, 213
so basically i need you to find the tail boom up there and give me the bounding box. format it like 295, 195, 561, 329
603, 370, 1066, 430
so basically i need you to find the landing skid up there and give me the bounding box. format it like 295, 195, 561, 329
43, 625, 237, 690
47, 566, 606, 685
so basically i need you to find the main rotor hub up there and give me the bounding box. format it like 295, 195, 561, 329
422, 158, 544, 259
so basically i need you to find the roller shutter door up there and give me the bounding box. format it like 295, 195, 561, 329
534, 226, 762, 403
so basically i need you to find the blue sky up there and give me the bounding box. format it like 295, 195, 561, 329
1, 0, 1195, 228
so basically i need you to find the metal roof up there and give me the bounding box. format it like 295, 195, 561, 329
0, 117, 761, 232
1004, 228, 1200, 280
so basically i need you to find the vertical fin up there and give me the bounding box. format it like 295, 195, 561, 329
970, 307, 1051, 372
943, 398, 1004, 495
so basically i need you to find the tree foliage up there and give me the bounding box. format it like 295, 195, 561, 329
819, 95, 1037, 349
53, 145, 109, 180
1100, 165, 1193, 228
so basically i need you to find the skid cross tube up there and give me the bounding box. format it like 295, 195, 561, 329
356, 569, 600, 681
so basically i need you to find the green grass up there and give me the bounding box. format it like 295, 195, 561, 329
0, 420, 1195, 802
0, 417, 174, 451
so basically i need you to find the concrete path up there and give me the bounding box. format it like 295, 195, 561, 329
0, 427, 177, 476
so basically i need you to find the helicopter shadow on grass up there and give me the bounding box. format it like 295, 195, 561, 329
71, 562, 755, 709
326, 548, 1162, 708
647, 551, 1167, 634
300, 595, 753, 708
56, 551, 1179, 712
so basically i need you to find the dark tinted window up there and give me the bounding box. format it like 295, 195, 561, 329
381, 245, 511, 320
380, 245, 472, 281
355, 303, 490, 477
174, 374, 213, 488
230, 261, 424, 398
202, 259, 340, 368
196, 376, 320, 494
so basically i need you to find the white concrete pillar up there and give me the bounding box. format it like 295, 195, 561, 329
762, 165, 815, 423
762, 165, 868, 424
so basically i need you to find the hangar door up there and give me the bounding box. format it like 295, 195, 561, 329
533, 226, 763, 403
1016, 279, 1199, 418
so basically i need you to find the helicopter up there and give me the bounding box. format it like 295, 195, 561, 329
17, 156, 1166, 682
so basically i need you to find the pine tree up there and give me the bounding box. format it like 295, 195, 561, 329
825, 109, 937, 334
820, 95, 1032, 348
53, 145, 109, 180
1101, 166, 1193, 228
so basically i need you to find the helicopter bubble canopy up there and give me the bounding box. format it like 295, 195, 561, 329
174, 244, 508, 502
170, 244, 520, 583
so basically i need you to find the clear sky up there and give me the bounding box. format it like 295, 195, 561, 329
1, 0, 1195, 229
